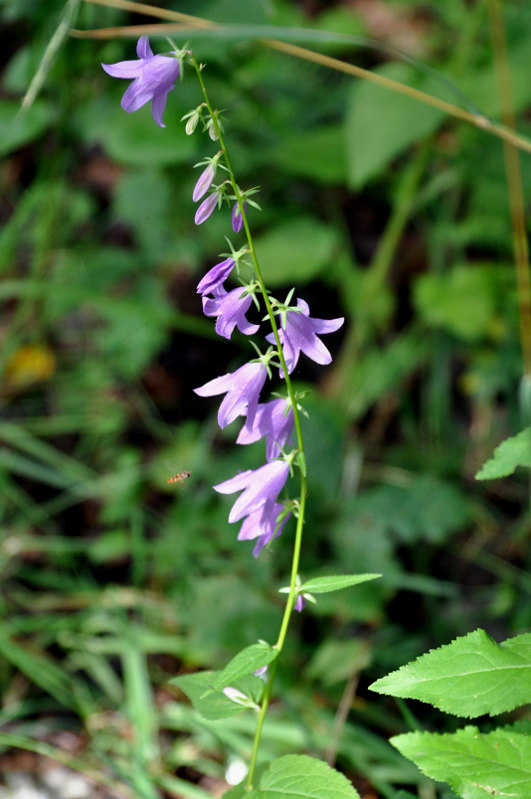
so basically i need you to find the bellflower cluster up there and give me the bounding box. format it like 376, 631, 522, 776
102, 37, 345, 570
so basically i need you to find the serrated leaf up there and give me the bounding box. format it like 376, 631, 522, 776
171, 671, 264, 721
247, 754, 360, 798
392, 726, 531, 799
205, 643, 278, 696
370, 628, 531, 717
300, 574, 381, 594
476, 427, 531, 480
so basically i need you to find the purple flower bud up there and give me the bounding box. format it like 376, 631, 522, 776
196, 257, 236, 295
295, 594, 306, 612
102, 36, 180, 128
194, 192, 218, 225
231, 201, 246, 233
202, 285, 259, 340
194, 361, 267, 428
266, 298, 344, 376
214, 460, 290, 523
193, 164, 215, 202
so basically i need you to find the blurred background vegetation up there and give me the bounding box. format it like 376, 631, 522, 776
1, 0, 530, 797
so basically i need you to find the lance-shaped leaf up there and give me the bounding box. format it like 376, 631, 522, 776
299, 573, 381, 594
392, 725, 531, 799
202, 642, 278, 697
370, 629, 531, 717
246, 754, 361, 799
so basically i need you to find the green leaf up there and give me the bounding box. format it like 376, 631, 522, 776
300, 574, 381, 594
273, 125, 347, 184
205, 643, 278, 696
370, 629, 531, 717
247, 754, 360, 798
0, 98, 52, 156
75, 95, 199, 167
255, 217, 340, 287
171, 670, 264, 721
476, 427, 531, 480
392, 726, 531, 799
306, 639, 371, 686
414, 265, 496, 342
345, 62, 443, 189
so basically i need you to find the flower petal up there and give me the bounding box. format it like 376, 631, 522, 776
121, 80, 153, 113
151, 87, 172, 127
101, 60, 144, 79
136, 35, 154, 59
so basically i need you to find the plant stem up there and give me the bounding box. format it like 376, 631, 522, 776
190, 55, 308, 791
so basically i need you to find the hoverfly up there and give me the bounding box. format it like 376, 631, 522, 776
167, 470, 191, 485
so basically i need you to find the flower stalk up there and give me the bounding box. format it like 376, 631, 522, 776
188, 52, 309, 788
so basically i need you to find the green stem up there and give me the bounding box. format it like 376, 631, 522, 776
190, 55, 308, 791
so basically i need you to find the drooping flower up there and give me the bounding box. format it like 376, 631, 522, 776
194, 361, 267, 428
237, 502, 291, 556
236, 398, 294, 460
101, 36, 180, 128
202, 285, 259, 340
231, 201, 246, 233
214, 460, 290, 523
195, 192, 218, 225
266, 298, 344, 376
193, 164, 215, 202
196, 257, 236, 295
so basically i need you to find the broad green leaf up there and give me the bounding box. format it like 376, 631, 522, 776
392, 726, 531, 799
476, 427, 531, 480
247, 754, 360, 798
205, 643, 278, 695
300, 574, 381, 594
345, 62, 443, 189
273, 126, 346, 184
255, 217, 340, 287
414, 265, 496, 342
371, 629, 531, 717
171, 671, 264, 721
306, 639, 371, 686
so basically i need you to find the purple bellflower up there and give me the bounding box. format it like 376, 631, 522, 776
202, 285, 259, 340
195, 191, 218, 225
194, 361, 267, 428
266, 298, 344, 376
101, 36, 180, 128
237, 398, 294, 460
238, 502, 291, 556
214, 460, 290, 523
196, 257, 236, 296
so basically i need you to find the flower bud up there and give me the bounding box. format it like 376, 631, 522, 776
194, 191, 218, 225
185, 111, 200, 135
193, 164, 215, 202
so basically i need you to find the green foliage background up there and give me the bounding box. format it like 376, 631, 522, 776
1, 0, 530, 797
